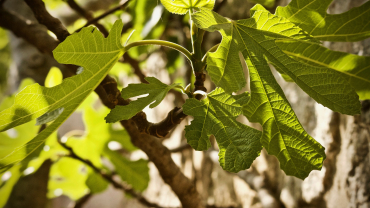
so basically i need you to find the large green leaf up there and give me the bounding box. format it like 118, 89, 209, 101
275, 0, 370, 42
183, 88, 262, 172
161, 0, 215, 14
192, 8, 331, 178
196, 5, 316, 93
276, 40, 370, 100
105, 77, 180, 122
193, 7, 361, 115
243, 38, 325, 179
0, 20, 125, 173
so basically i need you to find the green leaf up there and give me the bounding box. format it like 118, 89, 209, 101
194, 5, 315, 93
275, 0, 370, 42
47, 157, 89, 200
103, 150, 149, 192
250, 0, 275, 8
0, 79, 41, 166
65, 97, 147, 191
242, 36, 326, 179
37, 66, 64, 126
45, 67, 63, 88
66, 106, 114, 168
86, 171, 109, 194
192, 8, 332, 178
0, 20, 125, 173
193, 7, 361, 115
276, 40, 370, 100
161, 0, 215, 14
0, 165, 21, 208
105, 77, 180, 122
183, 88, 262, 172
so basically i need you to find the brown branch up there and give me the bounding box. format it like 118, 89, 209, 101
132, 108, 187, 138
0, 8, 58, 55
170, 143, 191, 153
66, 0, 148, 85
24, 0, 70, 41
59, 141, 163, 208
76, 0, 130, 32
121, 119, 204, 208
66, 0, 109, 37
122, 53, 148, 83
0, 0, 6, 7
74, 193, 92, 208
214, 0, 228, 13
2, 3, 203, 207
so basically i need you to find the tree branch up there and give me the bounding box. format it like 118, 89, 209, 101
170, 143, 191, 153
4, 2, 203, 207
122, 53, 148, 83
58, 141, 163, 208
66, 0, 109, 37
24, 0, 70, 41
76, 0, 130, 32
121, 119, 204, 208
0, 8, 58, 55
132, 108, 187, 138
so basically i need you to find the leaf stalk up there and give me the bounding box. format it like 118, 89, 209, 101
124, 40, 192, 61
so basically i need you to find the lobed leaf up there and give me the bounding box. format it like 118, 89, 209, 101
242, 39, 326, 179
0, 20, 125, 173
161, 0, 215, 14
193, 5, 317, 93
275, 0, 370, 42
183, 88, 262, 172
276, 40, 370, 100
193, 7, 361, 115
192, 7, 336, 178
105, 77, 180, 122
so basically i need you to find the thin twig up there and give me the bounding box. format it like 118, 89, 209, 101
58, 141, 163, 208
73, 193, 92, 208
122, 53, 148, 83
1, 4, 204, 207
66, 0, 109, 36
66, 0, 148, 84
76, 0, 130, 33
170, 143, 191, 153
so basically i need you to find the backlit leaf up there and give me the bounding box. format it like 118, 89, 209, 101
276, 40, 370, 100
161, 0, 215, 14
183, 88, 262, 172
193, 7, 361, 115
275, 0, 370, 42
192, 7, 334, 178
0, 20, 125, 173
105, 77, 180, 122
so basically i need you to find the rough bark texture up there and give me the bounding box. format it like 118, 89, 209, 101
4, 160, 51, 208
121, 119, 204, 208
1, 0, 369, 207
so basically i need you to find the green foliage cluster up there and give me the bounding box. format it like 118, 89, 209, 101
0, 0, 370, 204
